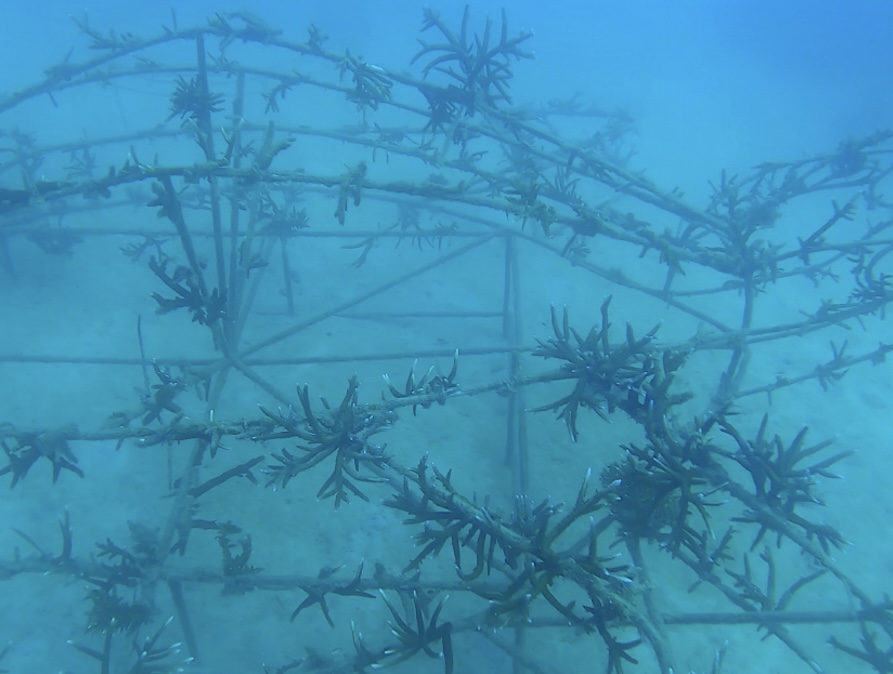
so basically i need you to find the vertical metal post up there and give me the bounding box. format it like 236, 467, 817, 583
194, 33, 230, 351
501, 232, 531, 674
502, 233, 530, 495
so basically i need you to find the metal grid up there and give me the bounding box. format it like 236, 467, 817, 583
0, 9, 891, 674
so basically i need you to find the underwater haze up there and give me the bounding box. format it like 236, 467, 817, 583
4, 0, 892, 168
0, 2, 892, 674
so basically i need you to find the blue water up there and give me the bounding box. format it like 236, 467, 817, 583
0, 2, 891, 673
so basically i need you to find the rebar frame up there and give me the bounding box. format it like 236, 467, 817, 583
0, 8, 892, 674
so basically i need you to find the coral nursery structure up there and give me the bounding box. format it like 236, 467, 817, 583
0, 7, 891, 674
